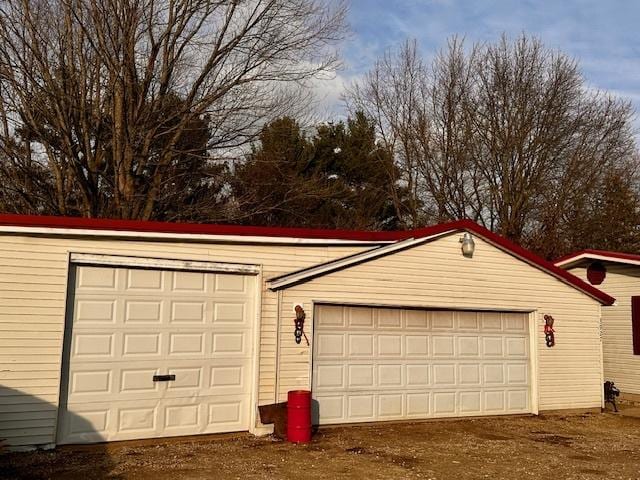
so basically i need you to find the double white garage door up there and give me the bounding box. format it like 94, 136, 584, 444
313, 305, 531, 424
58, 264, 255, 444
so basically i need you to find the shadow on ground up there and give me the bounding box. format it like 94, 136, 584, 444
0, 385, 122, 480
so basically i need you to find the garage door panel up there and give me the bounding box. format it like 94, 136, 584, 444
378, 335, 402, 356
347, 308, 374, 327
314, 364, 345, 390
483, 363, 505, 384
482, 336, 504, 356
62, 406, 110, 443
377, 309, 401, 328
213, 302, 248, 324
406, 364, 429, 386
506, 363, 528, 385
313, 306, 530, 425
120, 368, 161, 394
165, 404, 200, 430
171, 301, 206, 323
406, 393, 430, 417
378, 393, 403, 417
378, 364, 402, 387
459, 391, 481, 413
215, 274, 247, 293
405, 310, 429, 329
505, 337, 528, 357
70, 370, 113, 396
432, 311, 454, 329
315, 333, 345, 357
316, 305, 345, 327
458, 312, 480, 330
211, 332, 248, 356
77, 266, 117, 290
124, 300, 163, 323
504, 313, 527, 331
59, 266, 255, 444
126, 268, 163, 291
207, 399, 248, 428
458, 364, 481, 385
172, 271, 207, 292
507, 390, 529, 410
432, 335, 455, 356
123, 332, 162, 356
75, 299, 117, 324
72, 332, 114, 358
480, 312, 502, 330
433, 364, 456, 385
433, 391, 456, 415
348, 364, 374, 388
347, 395, 375, 419
458, 336, 480, 356
348, 334, 373, 357
166, 367, 203, 390
406, 334, 429, 356
169, 332, 205, 355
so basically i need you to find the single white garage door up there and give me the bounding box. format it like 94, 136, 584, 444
58, 265, 256, 444
313, 305, 530, 424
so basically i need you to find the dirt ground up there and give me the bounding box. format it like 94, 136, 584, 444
2, 411, 640, 480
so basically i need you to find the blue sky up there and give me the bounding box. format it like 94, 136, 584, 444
317, 0, 640, 123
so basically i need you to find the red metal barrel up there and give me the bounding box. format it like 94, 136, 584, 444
287, 390, 312, 443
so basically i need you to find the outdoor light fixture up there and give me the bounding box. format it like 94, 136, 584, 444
460, 232, 475, 258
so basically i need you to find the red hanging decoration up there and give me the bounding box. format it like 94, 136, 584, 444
544, 314, 555, 347
294, 305, 309, 346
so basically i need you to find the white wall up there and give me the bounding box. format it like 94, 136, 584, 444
0, 233, 366, 447
277, 234, 603, 413
568, 264, 640, 395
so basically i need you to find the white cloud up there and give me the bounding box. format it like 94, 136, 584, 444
315, 0, 640, 126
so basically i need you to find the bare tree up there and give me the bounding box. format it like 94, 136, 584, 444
345, 39, 429, 228
0, 0, 347, 219
346, 34, 638, 254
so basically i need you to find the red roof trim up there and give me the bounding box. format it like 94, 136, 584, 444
555, 249, 640, 266
0, 214, 615, 305
0, 213, 404, 241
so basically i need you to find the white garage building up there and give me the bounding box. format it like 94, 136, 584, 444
0, 214, 614, 448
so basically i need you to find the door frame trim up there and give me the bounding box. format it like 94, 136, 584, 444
70, 252, 260, 274
56, 253, 262, 444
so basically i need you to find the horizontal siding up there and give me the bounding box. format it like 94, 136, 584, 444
0, 232, 368, 447
569, 264, 640, 394
279, 234, 603, 412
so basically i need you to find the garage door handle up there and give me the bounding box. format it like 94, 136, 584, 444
153, 374, 176, 382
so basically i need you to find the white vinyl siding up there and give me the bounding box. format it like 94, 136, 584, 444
277, 234, 602, 413
568, 264, 640, 395
0, 234, 366, 447
0, 229, 604, 448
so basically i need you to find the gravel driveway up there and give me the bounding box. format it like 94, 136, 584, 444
2, 411, 640, 480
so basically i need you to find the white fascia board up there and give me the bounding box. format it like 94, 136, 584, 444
268, 231, 456, 291
0, 225, 390, 246
556, 253, 640, 269
70, 253, 261, 274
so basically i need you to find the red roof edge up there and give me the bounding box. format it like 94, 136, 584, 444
555, 249, 640, 266
0, 214, 615, 305
0, 213, 407, 241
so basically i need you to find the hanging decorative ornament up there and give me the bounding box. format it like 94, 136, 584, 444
294, 304, 309, 346
544, 314, 555, 348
